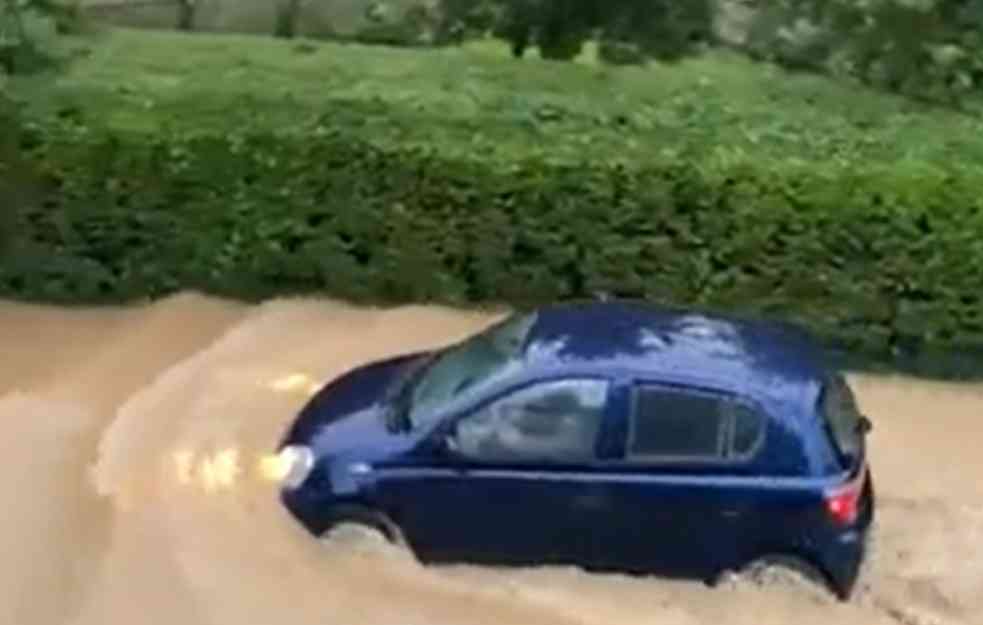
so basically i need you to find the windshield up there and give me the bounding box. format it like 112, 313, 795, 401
819, 374, 863, 469
405, 311, 537, 429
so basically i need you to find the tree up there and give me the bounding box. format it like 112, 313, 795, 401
176, 0, 197, 31
365, 0, 389, 23
534, 1, 595, 60
486, 0, 712, 63
744, 0, 983, 105
601, 0, 713, 62
490, 0, 537, 57
435, 0, 499, 45
274, 0, 303, 39
0, 88, 21, 258
1, 0, 80, 75
1, 0, 24, 74
404, 2, 441, 43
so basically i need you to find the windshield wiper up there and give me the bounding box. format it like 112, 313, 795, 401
381, 404, 405, 434
381, 382, 411, 433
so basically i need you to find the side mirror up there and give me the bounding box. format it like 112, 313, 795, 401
857, 415, 873, 434
444, 433, 460, 454
429, 427, 460, 459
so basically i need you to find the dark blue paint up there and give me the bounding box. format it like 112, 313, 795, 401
523, 301, 828, 388
278, 301, 874, 600
283, 351, 427, 448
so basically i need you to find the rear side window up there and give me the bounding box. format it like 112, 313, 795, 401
819, 374, 862, 466
628, 385, 766, 462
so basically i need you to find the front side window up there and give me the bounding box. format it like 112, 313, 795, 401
451, 378, 609, 464
627, 384, 766, 462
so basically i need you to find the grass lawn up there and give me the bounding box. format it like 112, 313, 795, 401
12, 27, 983, 168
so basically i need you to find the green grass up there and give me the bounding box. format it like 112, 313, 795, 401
13, 27, 983, 169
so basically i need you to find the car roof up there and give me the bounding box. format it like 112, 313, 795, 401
515, 301, 830, 401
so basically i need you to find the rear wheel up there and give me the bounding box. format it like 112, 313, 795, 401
720, 554, 836, 599
743, 555, 829, 587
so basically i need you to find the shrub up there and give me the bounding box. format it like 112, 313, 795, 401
0, 89, 20, 255
597, 39, 646, 66
0, 0, 86, 75
6, 116, 983, 378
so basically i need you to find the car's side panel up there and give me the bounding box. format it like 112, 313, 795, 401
583, 474, 747, 577
366, 464, 600, 565
565, 470, 828, 577
587, 377, 825, 578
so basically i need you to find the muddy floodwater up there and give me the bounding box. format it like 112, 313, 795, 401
1, 292, 981, 625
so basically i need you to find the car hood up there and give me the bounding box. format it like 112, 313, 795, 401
278, 351, 431, 459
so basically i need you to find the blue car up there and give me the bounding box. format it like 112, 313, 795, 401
276, 301, 875, 599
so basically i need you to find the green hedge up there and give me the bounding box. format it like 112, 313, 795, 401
6, 118, 983, 375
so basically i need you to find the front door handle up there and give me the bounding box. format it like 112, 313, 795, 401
573, 492, 606, 510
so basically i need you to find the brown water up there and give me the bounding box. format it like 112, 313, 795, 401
2, 292, 981, 625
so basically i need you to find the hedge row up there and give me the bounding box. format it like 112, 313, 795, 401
6, 117, 983, 376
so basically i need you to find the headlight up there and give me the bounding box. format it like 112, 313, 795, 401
275, 444, 315, 489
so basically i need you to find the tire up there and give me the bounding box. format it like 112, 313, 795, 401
321, 521, 390, 545
724, 554, 837, 599
318, 506, 413, 560
744, 554, 827, 585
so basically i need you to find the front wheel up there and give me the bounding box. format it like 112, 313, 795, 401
321, 522, 391, 548
318, 510, 413, 561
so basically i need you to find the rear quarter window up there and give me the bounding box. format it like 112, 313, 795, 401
729, 403, 765, 458
819, 375, 863, 467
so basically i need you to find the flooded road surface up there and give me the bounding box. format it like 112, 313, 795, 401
1, 292, 980, 625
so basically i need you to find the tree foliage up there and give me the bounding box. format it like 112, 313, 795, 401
434, 0, 499, 44
273, 0, 303, 39
597, 0, 714, 62
176, 0, 196, 32
746, 0, 983, 106
426, 0, 983, 104
1, 0, 81, 74
352, 1, 437, 46
437, 0, 713, 63
0, 88, 18, 256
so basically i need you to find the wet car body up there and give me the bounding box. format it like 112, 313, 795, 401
278, 301, 875, 599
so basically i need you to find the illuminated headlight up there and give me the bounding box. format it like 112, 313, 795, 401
276, 445, 315, 489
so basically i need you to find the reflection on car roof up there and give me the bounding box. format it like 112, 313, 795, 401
518, 301, 828, 392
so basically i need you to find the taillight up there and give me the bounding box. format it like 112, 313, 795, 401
824, 468, 866, 526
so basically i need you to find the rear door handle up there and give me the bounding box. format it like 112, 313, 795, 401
573, 492, 606, 509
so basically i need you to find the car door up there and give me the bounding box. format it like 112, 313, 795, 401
586, 380, 769, 580
370, 375, 616, 567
